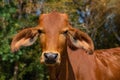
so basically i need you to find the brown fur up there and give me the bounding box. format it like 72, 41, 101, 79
11, 12, 120, 80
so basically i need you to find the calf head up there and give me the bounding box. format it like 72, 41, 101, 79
11, 12, 94, 65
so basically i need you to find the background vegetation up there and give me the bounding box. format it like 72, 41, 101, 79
0, 0, 120, 80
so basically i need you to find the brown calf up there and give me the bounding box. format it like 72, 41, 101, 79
11, 12, 120, 80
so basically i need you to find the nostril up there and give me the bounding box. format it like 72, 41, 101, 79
44, 53, 49, 59
54, 54, 58, 59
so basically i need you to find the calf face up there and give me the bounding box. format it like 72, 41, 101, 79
11, 12, 94, 65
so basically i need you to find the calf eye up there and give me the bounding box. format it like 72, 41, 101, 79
63, 30, 68, 35
38, 29, 44, 34
38, 30, 42, 33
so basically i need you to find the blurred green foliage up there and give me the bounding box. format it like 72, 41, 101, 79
0, 0, 120, 80
0, 0, 46, 80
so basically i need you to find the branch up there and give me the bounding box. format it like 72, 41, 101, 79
112, 30, 120, 42
13, 62, 19, 80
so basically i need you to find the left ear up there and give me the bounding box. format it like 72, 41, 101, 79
67, 27, 94, 54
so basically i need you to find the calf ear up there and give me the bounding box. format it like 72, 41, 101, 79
11, 28, 40, 53
67, 28, 94, 54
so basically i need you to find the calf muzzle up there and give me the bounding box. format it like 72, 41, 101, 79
44, 52, 58, 64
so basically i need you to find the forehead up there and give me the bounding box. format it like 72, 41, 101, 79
39, 12, 69, 31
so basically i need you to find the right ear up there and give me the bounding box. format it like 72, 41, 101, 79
67, 27, 94, 54
11, 27, 40, 53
